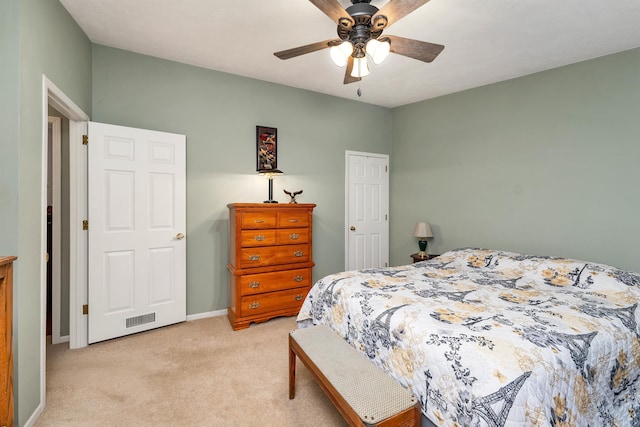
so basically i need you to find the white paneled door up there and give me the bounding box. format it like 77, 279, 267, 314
346, 151, 389, 270
88, 122, 186, 344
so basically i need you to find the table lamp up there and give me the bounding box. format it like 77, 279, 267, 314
258, 169, 283, 203
413, 222, 433, 258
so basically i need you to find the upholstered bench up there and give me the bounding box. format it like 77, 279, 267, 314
289, 324, 420, 427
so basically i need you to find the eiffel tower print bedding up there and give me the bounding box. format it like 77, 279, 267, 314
297, 248, 640, 426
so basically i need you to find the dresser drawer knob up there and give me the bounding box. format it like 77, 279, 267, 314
249, 255, 261, 261
253, 219, 265, 223
294, 294, 304, 301
288, 219, 299, 223
254, 235, 265, 241
289, 233, 299, 240
294, 251, 304, 257
294, 275, 304, 282
249, 302, 260, 309
249, 281, 260, 288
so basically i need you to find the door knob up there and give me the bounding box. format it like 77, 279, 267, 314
350, 226, 356, 231
175, 233, 185, 240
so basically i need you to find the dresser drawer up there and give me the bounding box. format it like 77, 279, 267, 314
238, 268, 311, 296
241, 212, 277, 229
240, 230, 277, 247
239, 244, 310, 268
240, 287, 309, 316
276, 228, 309, 245
278, 210, 309, 228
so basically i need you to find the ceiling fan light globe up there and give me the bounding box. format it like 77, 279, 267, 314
330, 41, 353, 67
366, 39, 390, 65
351, 56, 370, 78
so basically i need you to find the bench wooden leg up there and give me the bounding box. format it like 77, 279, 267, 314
289, 333, 296, 399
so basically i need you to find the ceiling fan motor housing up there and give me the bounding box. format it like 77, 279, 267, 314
339, 2, 386, 54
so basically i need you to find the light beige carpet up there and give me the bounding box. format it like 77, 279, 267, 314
36, 316, 348, 426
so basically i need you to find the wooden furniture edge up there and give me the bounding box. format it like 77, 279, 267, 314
0, 256, 16, 427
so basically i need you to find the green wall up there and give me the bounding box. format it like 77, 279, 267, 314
91, 45, 393, 315
390, 48, 640, 273
10, 0, 92, 424
0, 0, 20, 256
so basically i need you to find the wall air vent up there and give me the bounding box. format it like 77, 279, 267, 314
126, 312, 156, 328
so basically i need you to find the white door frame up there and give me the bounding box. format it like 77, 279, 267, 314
344, 150, 390, 269
36, 75, 88, 425
44, 77, 89, 352
47, 116, 64, 344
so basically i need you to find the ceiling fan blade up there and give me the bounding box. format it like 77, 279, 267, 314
274, 39, 339, 60
386, 35, 444, 63
343, 56, 361, 85
308, 0, 350, 24
375, 0, 430, 28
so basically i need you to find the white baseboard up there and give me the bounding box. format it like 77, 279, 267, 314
186, 309, 228, 321
23, 402, 45, 427
52, 334, 70, 344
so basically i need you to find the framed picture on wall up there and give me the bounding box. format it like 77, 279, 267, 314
256, 126, 277, 171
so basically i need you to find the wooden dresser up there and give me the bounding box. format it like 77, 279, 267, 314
227, 203, 315, 331
0, 256, 16, 427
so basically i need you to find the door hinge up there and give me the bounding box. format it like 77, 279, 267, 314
385, 165, 388, 172
82, 220, 89, 230
385, 214, 388, 221
82, 304, 88, 315
82, 134, 88, 145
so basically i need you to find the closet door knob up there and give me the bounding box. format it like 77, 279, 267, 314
350, 226, 356, 231
175, 233, 185, 240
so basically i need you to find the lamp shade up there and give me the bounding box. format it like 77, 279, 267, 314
330, 41, 353, 67
351, 56, 370, 78
413, 222, 433, 238
366, 38, 390, 65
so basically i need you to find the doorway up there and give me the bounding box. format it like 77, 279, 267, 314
46, 114, 63, 343
39, 76, 90, 416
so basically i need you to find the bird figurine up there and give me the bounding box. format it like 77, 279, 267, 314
283, 189, 303, 204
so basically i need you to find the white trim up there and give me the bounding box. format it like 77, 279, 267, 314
68, 119, 88, 349
23, 409, 41, 427
36, 75, 90, 426
48, 116, 63, 345
44, 77, 89, 352
56, 335, 70, 343
186, 309, 228, 321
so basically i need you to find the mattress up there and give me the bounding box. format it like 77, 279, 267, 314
297, 248, 640, 426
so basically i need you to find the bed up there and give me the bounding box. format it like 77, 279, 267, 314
296, 248, 640, 426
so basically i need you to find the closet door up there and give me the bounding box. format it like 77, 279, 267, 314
346, 151, 389, 270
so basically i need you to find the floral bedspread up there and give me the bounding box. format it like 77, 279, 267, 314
297, 248, 640, 426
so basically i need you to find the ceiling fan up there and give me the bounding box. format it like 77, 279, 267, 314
274, 0, 444, 84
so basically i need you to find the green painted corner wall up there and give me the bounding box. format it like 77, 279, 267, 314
91, 44, 393, 316
390, 48, 640, 273
0, 0, 20, 256
14, 0, 92, 424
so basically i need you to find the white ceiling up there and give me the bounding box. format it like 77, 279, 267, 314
60, 0, 640, 108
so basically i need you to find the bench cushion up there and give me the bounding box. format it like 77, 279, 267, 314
290, 325, 418, 424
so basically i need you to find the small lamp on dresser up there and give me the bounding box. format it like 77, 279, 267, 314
413, 222, 433, 258
258, 169, 284, 203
